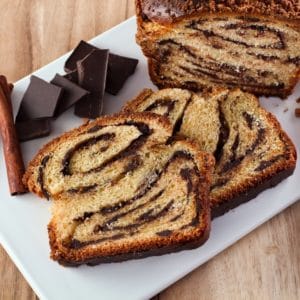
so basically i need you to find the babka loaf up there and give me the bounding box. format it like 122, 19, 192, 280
122, 88, 297, 217
23, 113, 214, 265
136, 0, 300, 98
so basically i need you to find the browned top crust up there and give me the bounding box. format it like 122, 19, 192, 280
138, 0, 300, 23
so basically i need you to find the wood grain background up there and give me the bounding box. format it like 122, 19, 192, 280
0, 1, 299, 299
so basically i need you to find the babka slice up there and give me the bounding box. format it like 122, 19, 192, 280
122, 88, 297, 217
24, 113, 214, 265
136, 0, 300, 98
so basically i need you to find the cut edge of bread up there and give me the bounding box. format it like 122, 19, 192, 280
120, 87, 297, 217
211, 108, 297, 217
147, 58, 300, 99
48, 139, 214, 266
23, 112, 174, 199
135, 0, 300, 99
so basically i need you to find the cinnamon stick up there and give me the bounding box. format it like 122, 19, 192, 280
0, 76, 13, 100
0, 75, 27, 195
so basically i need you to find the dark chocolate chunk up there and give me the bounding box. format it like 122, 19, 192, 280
64, 40, 138, 95
106, 53, 138, 95
74, 49, 109, 118
50, 74, 89, 116
16, 119, 51, 142
16, 76, 63, 121
63, 69, 79, 84
64, 41, 96, 72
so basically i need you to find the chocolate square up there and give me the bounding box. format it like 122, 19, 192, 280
106, 53, 138, 95
74, 49, 109, 119
64, 40, 96, 72
16, 119, 51, 142
64, 40, 138, 95
63, 69, 79, 84
51, 74, 89, 116
16, 76, 63, 121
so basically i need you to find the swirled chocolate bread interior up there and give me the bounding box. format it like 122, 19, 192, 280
23, 113, 214, 265
136, 0, 300, 98
122, 88, 297, 217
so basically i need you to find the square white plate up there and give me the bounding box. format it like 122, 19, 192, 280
0, 16, 299, 300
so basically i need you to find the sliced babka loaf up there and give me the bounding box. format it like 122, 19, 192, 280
136, 0, 300, 98
24, 113, 214, 265
122, 88, 297, 217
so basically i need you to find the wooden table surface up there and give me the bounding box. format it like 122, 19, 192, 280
0, 1, 299, 299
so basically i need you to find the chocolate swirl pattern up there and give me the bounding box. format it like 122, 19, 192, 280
24, 113, 214, 265
137, 13, 300, 98
122, 88, 297, 218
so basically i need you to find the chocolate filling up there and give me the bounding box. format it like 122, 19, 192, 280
100, 151, 187, 215
247, 52, 280, 62
134, 200, 174, 224
110, 155, 143, 186
68, 184, 97, 194
211, 178, 229, 190
212, 167, 295, 219
70, 233, 125, 249
37, 155, 51, 199
180, 168, 194, 194
255, 154, 284, 172
145, 99, 176, 117
160, 41, 245, 80
74, 212, 94, 223
156, 33, 287, 92
87, 123, 151, 175
94, 189, 166, 233
63, 122, 151, 177
187, 22, 286, 50
221, 127, 265, 173
181, 167, 202, 228
243, 112, 254, 130
86, 125, 103, 134
62, 133, 115, 176
178, 63, 284, 91
38, 123, 152, 199
190, 59, 248, 79
70, 200, 175, 249
214, 99, 230, 162
285, 56, 300, 66
172, 95, 192, 134
156, 230, 173, 237
68, 151, 202, 249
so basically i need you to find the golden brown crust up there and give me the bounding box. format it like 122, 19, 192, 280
23, 112, 173, 198
137, 0, 300, 24
47, 139, 214, 265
